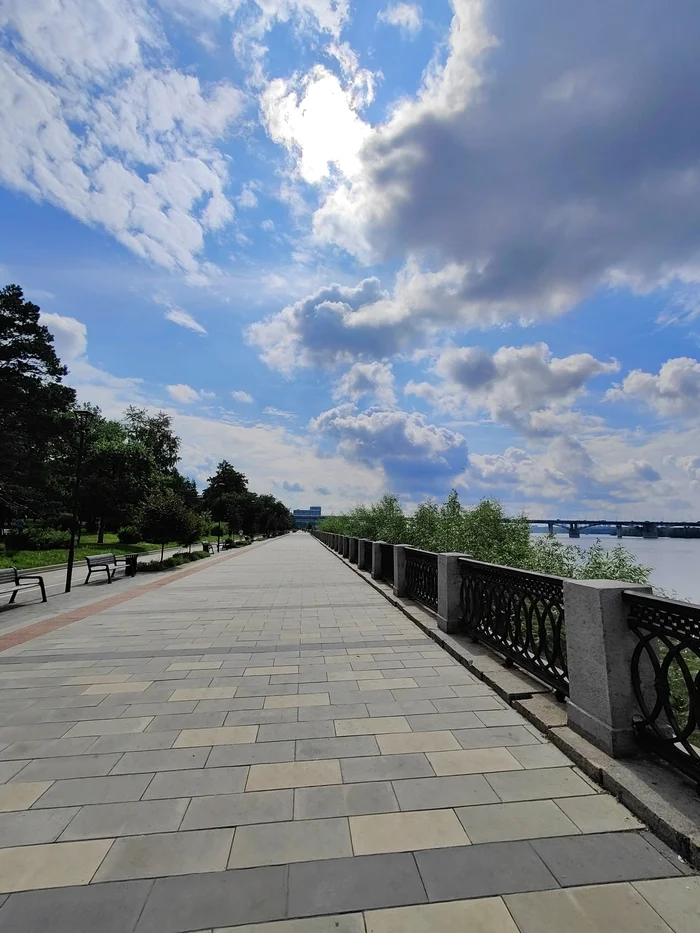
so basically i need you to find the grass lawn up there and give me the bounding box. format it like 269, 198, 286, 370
0, 532, 184, 570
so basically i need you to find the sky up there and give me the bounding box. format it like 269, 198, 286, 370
2, 0, 700, 519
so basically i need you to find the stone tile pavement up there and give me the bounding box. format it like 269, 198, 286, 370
0, 533, 697, 931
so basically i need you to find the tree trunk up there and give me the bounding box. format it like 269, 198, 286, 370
160, 542, 165, 563
77, 519, 82, 547
97, 519, 104, 545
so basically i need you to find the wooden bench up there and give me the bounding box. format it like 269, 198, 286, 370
84, 553, 131, 584
0, 567, 47, 605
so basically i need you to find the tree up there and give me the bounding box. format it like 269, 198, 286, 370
0, 284, 76, 517
201, 461, 248, 520
123, 407, 180, 473
140, 490, 191, 562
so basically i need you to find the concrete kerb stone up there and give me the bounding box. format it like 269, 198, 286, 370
310, 535, 700, 870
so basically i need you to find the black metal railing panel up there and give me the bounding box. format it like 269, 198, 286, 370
380, 543, 394, 585
459, 558, 568, 697
405, 548, 438, 612
624, 590, 700, 784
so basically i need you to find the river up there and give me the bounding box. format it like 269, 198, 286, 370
545, 534, 700, 604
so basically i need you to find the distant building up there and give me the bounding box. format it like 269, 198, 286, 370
293, 506, 322, 528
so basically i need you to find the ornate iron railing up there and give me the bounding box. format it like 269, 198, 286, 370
624, 590, 700, 785
459, 558, 568, 698
380, 543, 394, 585
405, 548, 438, 612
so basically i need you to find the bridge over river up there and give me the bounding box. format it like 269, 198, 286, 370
0, 533, 695, 930
528, 519, 700, 538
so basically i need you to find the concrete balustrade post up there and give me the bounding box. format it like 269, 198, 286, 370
564, 579, 652, 757
393, 545, 411, 598
342, 536, 350, 559
349, 537, 358, 563
357, 539, 369, 571
437, 553, 468, 634
372, 541, 386, 580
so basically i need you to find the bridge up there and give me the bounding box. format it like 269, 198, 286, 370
527, 519, 700, 538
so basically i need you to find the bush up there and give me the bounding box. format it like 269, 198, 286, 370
4, 527, 72, 551
137, 551, 210, 573
117, 526, 142, 545
211, 525, 224, 537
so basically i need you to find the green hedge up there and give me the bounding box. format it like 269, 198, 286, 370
137, 551, 210, 573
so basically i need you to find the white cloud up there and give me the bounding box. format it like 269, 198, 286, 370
606, 357, 700, 418
263, 407, 296, 419
232, 390, 254, 403
310, 404, 467, 494
261, 65, 371, 184
164, 307, 208, 335
166, 383, 207, 404
40, 312, 88, 361
335, 362, 396, 405
237, 185, 259, 209
0, 2, 245, 276
406, 343, 618, 436
378, 3, 422, 38
314, 0, 700, 326
280, 480, 304, 492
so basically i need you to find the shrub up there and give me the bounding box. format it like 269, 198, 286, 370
117, 526, 142, 545
137, 551, 209, 573
4, 527, 71, 551
211, 525, 224, 537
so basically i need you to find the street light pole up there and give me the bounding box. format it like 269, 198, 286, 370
217, 485, 223, 552
65, 409, 95, 594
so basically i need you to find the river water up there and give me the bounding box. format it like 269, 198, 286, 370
546, 534, 700, 604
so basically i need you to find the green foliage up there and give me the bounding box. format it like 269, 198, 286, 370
4, 527, 71, 551
137, 551, 210, 573
318, 491, 651, 585
122, 407, 180, 473
139, 489, 197, 560
117, 526, 142, 545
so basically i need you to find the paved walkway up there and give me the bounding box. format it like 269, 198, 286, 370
0, 533, 697, 932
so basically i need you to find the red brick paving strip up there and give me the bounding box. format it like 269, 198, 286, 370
0, 541, 271, 653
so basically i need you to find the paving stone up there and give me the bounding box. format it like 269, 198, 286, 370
531, 832, 682, 887
377, 731, 461, 755
264, 694, 329, 709
634, 877, 700, 933
415, 840, 559, 901
452, 726, 541, 749
295, 736, 380, 760
257, 721, 334, 742
288, 852, 427, 918
82, 681, 153, 695
341, 754, 433, 784
173, 726, 258, 748
509, 743, 573, 769
218, 915, 365, 933
476, 709, 528, 727
426, 747, 523, 776
110, 748, 210, 774
0, 807, 79, 848
365, 701, 436, 717
335, 717, 410, 736
94, 828, 234, 881
0, 760, 30, 783
365, 897, 520, 933
63, 718, 153, 738
350, 809, 469, 855
59, 798, 189, 840
555, 794, 645, 833
247, 759, 342, 791
207, 741, 295, 768
143, 767, 248, 799
0, 738, 97, 760
0, 878, 152, 933
135, 866, 288, 933
11, 754, 121, 782
169, 688, 239, 702
0, 782, 51, 811
294, 781, 399, 820
224, 709, 298, 726
391, 774, 499, 811
298, 704, 368, 722
485, 767, 597, 802
431, 697, 505, 713
0, 838, 113, 892
145, 713, 227, 732
228, 816, 352, 868
405, 713, 482, 732
506, 882, 679, 933
456, 800, 580, 843
181, 789, 293, 830
117, 703, 198, 718
87, 732, 180, 754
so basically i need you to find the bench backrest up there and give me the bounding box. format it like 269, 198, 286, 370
86, 553, 116, 567
0, 568, 18, 585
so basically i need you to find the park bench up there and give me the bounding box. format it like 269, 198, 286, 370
84, 553, 138, 584
0, 567, 47, 604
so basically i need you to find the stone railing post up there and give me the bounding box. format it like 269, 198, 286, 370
349, 537, 358, 564
342, 536, 350, 558
372, 541, 386, 580
335, 535, 342, 553
357, 539, 369, 571
564, 579, 652, 757
393, 544, 411, 598
437, 553, 469, 634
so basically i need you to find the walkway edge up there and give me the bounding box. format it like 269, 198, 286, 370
313, 537, 700, 870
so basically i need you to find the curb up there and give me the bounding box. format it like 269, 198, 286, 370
314, 538, 700, 870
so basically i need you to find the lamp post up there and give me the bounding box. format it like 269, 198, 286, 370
65, 408, 95, 594
216, 482, 224, 552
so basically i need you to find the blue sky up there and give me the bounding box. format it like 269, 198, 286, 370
2, 0, 700, 518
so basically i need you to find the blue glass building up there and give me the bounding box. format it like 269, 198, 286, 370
293, 506, 322, 528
